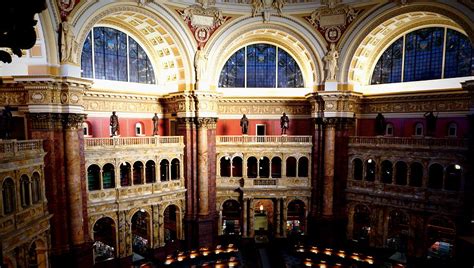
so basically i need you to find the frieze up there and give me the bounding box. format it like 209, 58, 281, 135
84, 92, 160, 113
196, 117, 218, 129
360, 92, 470, 114
218, 99, 311, 116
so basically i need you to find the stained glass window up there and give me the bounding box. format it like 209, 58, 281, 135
371, 27, 474, 84
81, 27, 155, 84
218, 44, 303, 88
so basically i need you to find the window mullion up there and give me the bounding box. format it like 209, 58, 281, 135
275, 46, 278, 88
441, 27, 447, 79
127, 36, 130, 82
401, 35, 405, 82
244, 46, 247, 88
91, 29, 95, 79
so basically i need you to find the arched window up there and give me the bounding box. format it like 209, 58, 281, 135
160, 159, 169, 181
286, 157, 297, 177
353, 158, 363, 180
2, 178, 15, 214
103, 163, 115, 189
232, 157, 243, 177
83, 122, 91, 136
120, 162, 131, 187
220, 156, 231, 177
247, 157, 258, 178
415, 123, 423, 136
428, 164, 444, 189
445, 164, 462, 191
133, 161, 144, 185
271, 157, 282, 178
365, 159, 376, 182
145, 160, 156, 183
447, 122, 457, 137
395, 162, 408, 186
409, 162, 423, 187
20, 175, 31, 208
81, 27, 155, 84
385, 123, 394, 136
219, 44, 304, 88
371, 27, 474, 84
298, 157, 309, 177
259, 157, 270, 178
171, 159, 180, 180
31, 172, 41, 203
135, 122, 144, 136
87, 165, 101, 191
381, 160, 393, 184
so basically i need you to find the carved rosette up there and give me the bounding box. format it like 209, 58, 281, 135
305, 2, 361, 44
196, 117, 218, 129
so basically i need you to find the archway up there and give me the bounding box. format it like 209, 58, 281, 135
131, 210, 150, 255
387, 210, 409, 253
93, 217, 116, 262
222, 199, 241, 236
163, 205, 178, 245
287, 199, 306, 236
28, 240, 47, 268
353, 204, 371, 246
254, 199, 274, 236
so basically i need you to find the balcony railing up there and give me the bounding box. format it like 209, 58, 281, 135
0, 140, 43, 156
349, 136, 467, 148
217, 177, 310, 188
217, 135, 312, 144
85, 136, 183, 149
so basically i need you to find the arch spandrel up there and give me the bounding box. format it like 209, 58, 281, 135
339, 2, 474, 93
71, 2, 194, 92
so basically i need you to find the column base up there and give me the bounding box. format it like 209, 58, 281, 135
50, 242, 93, 268
196, 216, 216, 248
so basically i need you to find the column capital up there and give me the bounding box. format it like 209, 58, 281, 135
196, 117, 218, 129
62, 113, 86, 130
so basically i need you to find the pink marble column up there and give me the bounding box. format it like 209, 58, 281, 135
197, 119, 209, 216
63, 114, 87, 246
322, 121, 336, 218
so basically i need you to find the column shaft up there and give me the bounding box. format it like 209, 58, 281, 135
322, 124, 336, 218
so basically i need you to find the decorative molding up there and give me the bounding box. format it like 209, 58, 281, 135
196, 117, 218, 129
305, 1, 361, 44
83, 92, 160, 113
178, 1, 229, 48
251, 0, 287, 22
218, 98, 311, 116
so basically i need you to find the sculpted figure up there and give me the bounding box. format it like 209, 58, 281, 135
424, 111, 438, 136
280, 112, 289, 135
152, 113, 159, 135
324, 43, 339, 81
194, 47, 207, 83
252, 0, 264, 17
110, 111, 119, 137
240, 114, 249, 135
60, 17, 76, 63
1, 106, 13, 139
375, 113, 386, 136
272, 0, 286, 15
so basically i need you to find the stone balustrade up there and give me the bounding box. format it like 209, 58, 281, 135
216, 177, 309, 188
84, 136, 183, 149
0, 139, 43, 156
349, 136, 467, 148
217, 135, 312, 144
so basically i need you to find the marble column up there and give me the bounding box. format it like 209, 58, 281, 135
282, 199, 288, 238
197, 118, 210, 216
242, 198, 248, 237
152, 204, 160, 249
322, 120, 336, 218
274, 198, 281, 237
63, 114, 87, 246
249, 198, 255, 237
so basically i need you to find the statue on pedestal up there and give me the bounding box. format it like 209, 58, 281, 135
110, 111, 119, 137
152, 113, 159, 136
375, 113, 386, 136
280, 112, 289, 135
323, 43, 339, 81
240, 114, 249, 135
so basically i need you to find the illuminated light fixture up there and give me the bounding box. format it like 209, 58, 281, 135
324, 248, 332, 255
228, 257, 239, 267
200, 247, 210, 256
310, 246, 318, 254
455, 164, 461, 170
366, 256, 374, 264
296, 246, 305, 253
337, 250, 345, 258
368, 159, 373, 163
215, 260, 225, 268
164, 255, 174, 265
215, 245, 223, 254
260, 205, 264, 212
190, 250, 199, 259
140, 208, 145, 212
304, 258, 312, 266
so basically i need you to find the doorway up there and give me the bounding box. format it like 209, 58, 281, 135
256, 124, 265, 142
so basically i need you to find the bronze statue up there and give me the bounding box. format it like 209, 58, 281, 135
1, 106, 13, 139
110, 111, 119, 137
424, 111, 438, 136
375, 113, 386, 136
240, 114, 249, 135
152, 113, 159, 136
280, 112, 289, 135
